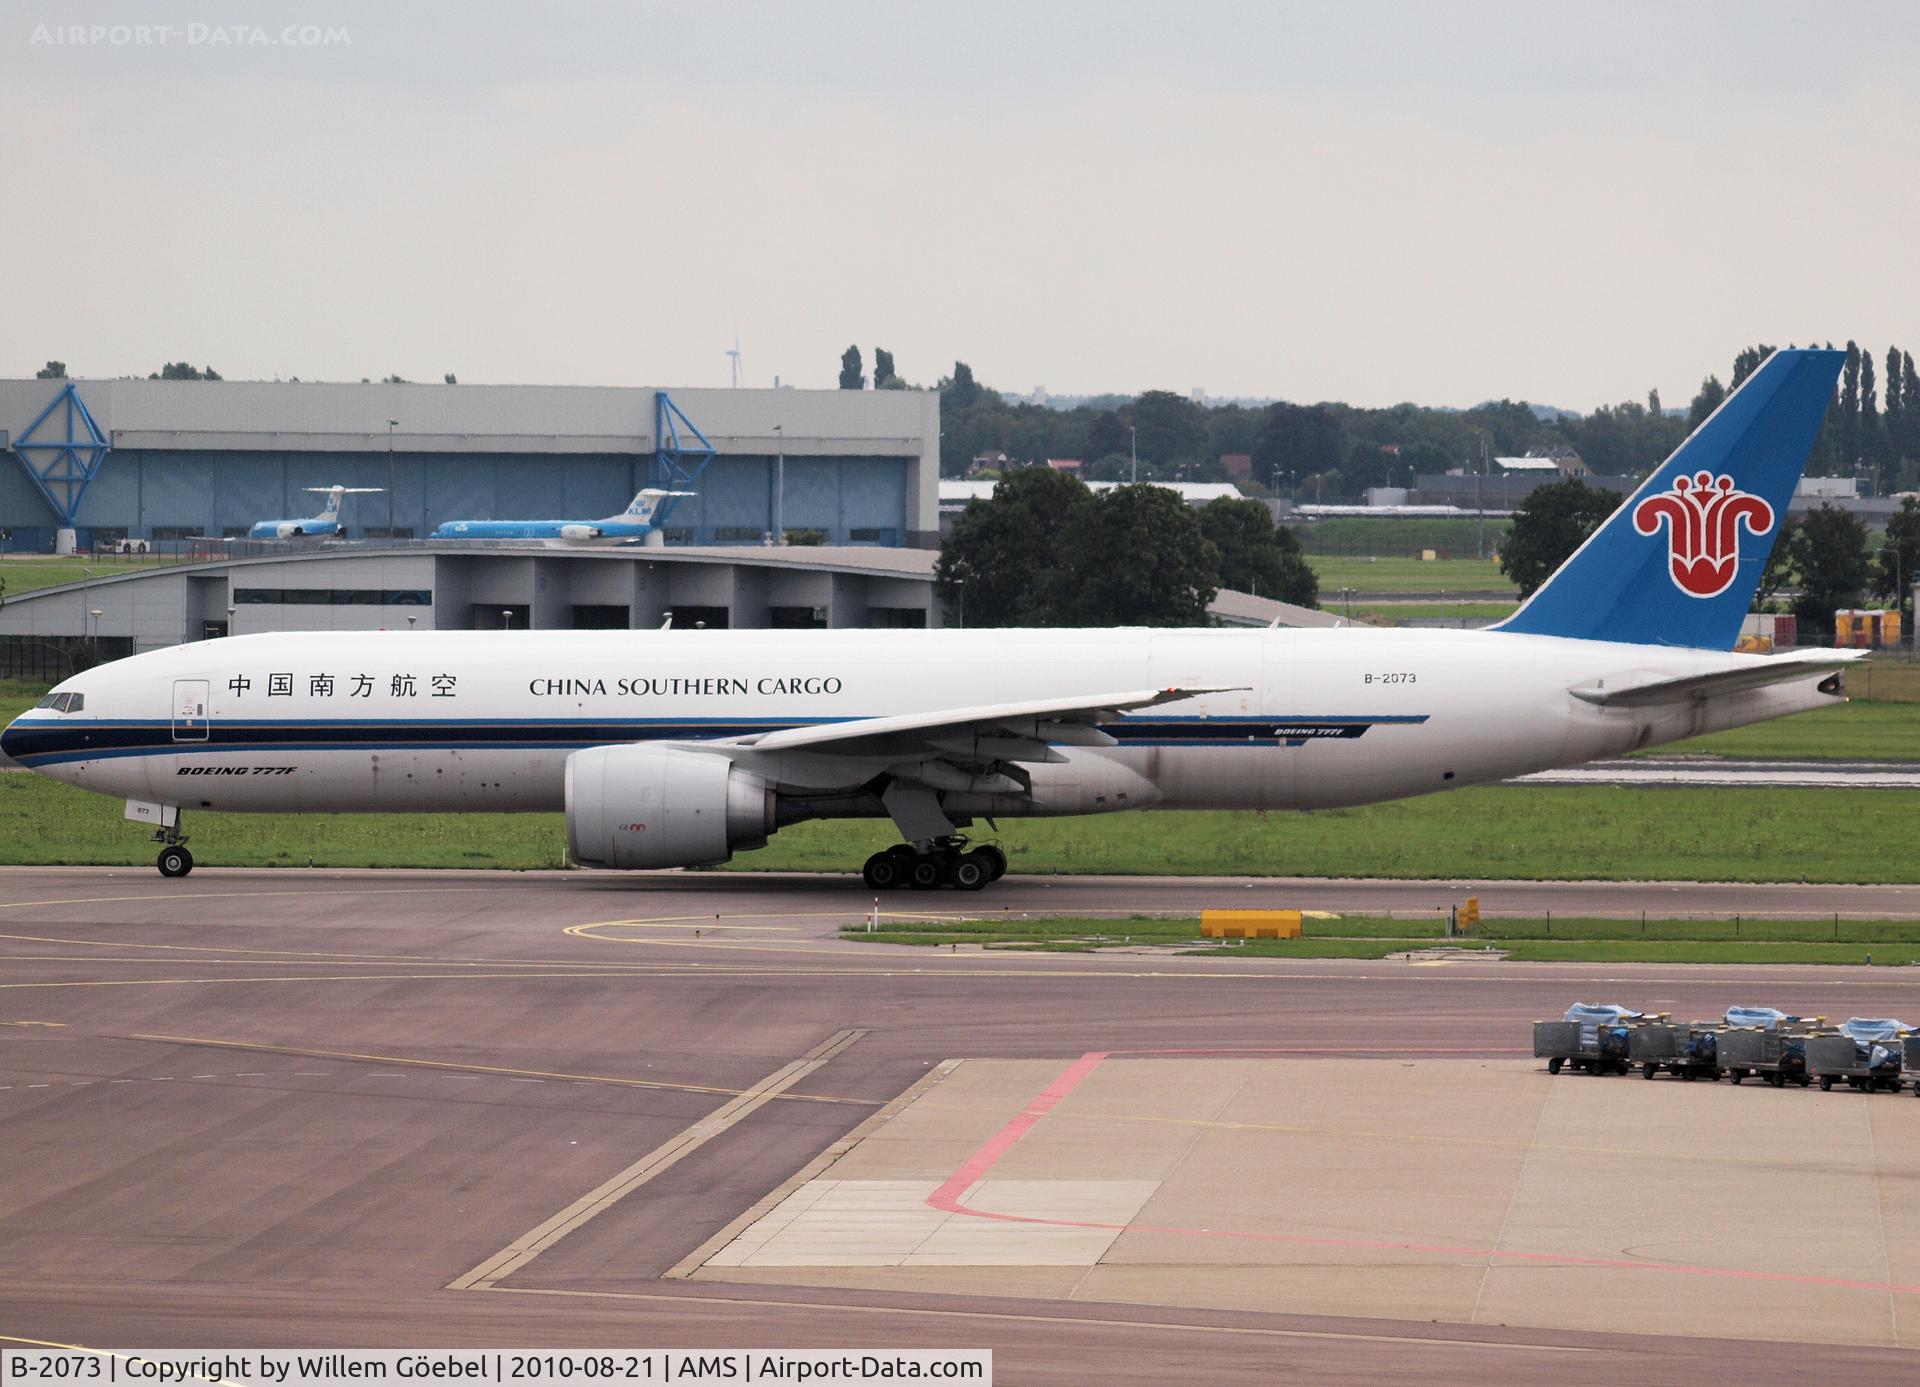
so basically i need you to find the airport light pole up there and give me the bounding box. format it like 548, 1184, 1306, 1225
1129, 426, 1138, 484
386, 420, 398, 537
773, 423, 784, 543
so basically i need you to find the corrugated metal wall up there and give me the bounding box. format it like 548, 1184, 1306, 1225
0, 449, 910, 548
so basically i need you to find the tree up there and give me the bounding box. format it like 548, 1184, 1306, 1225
1686, 375, 1726, 430
1860, 348, 1884, 487
939, 360, 983, 411
1755, 516, 1798, 610
1839, 341, 1861, 471
383, 373, 409, 384
1875, 496, 1920, 623
1087, 409, 1129, 462
872, 348, 899, 389
838, 345, 865, 390
1647, 387, 1662, 418
1055, 486, 1219, 626
1498, 479, 1617, 597
934, 468, 1093, 626
1904, 353, 1920, 481
444, 373, 458, 385
1730, 345, 1774, 391
1251, 403, 1346, 491
35, 361, 66, 379
1128, 390, 1209, 472
151, 362, 222, 380
1788, 503, 1870, 629
1198, 497, 1318, 606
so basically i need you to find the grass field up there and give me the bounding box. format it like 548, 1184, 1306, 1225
1308, 555, 1515, 596
1353, 602, 1518, 622
841, 912, 1920, 965
1290, 516, 1509, 557
2, 774, 1902, 880
0, 555, 177, 597
1638, 699, 1920, 761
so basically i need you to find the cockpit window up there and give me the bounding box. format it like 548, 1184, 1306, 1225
34, 692, 83, 712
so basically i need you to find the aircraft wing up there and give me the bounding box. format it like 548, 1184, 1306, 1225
1569, 652, 1864, 708
724, 686, 1231, 760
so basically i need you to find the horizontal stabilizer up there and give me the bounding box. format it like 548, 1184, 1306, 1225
1569, 653, 1863, 708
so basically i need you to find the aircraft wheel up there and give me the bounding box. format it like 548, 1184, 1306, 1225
949, 852, 991, 892
974, 844, 1008, 880
862, 852, 905, 891
157, 846, 193, 878
907, 856, 945, 890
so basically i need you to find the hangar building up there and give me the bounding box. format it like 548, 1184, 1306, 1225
0, 377, 940, 552
0, 543, 1335, 681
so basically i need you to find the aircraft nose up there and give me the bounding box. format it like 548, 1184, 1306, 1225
0, 713, 31, 765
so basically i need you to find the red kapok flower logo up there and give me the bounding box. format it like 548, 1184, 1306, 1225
1631, 471, 1775, 599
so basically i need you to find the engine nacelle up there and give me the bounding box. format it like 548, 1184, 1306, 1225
565, 744, 774, 869
559, 524, 603, 542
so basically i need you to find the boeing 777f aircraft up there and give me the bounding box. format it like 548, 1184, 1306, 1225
428, 488, 692, 546
2, 350, 1856, 888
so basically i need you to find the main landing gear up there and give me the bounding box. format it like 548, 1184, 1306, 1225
861, 837, 1008, 892
152, 816, 193, 878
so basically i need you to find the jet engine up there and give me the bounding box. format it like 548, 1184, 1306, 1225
565, 744, 775, 869
559, 524, 603, 542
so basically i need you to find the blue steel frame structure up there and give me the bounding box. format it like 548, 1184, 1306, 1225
12, 383, 111, 525
650, 390, 714, 529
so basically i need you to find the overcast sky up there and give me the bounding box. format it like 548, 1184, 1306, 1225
7, 1, 1917, 409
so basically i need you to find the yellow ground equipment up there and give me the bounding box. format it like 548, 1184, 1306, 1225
1200, 910, 1302, 940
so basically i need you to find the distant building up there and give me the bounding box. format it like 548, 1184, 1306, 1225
0, 376, 940, 551
1220, 453, 1253, 481
1046, 458, 1083, 475
1797, 476, 1859, 499
1493, 448, 1588, 478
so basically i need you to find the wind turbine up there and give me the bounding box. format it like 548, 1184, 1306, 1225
726, 321, 743, 388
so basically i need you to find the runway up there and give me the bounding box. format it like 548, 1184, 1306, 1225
3, 867, 1919, 1382
1513, 757, 1920, 789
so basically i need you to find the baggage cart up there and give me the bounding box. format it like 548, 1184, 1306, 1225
1534, 1003, 1643, 1075
1907, 1036, 1920, 1099
1809, 1020, 1911, 1093
1629, 1021, 1721, 1081
1718, 1027, 1812, 1087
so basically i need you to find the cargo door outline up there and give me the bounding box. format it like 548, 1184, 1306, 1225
172, 679, 210, 742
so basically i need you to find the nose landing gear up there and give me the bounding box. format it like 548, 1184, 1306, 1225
861, 836, 1007, 892
151, 814, 193, 878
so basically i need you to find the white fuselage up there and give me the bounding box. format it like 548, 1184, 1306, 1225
5, 627, 1842, 819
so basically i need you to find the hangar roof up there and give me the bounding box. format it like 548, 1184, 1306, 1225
0, 378, 938, 458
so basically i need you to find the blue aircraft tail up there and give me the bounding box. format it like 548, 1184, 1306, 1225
1494, 347, 1844, 649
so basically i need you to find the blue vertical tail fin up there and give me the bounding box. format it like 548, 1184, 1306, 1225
1494, 347, 1843, 648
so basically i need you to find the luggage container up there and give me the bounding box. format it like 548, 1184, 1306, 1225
1629, 1021, 1722, 1081
1535, 1003, 1645, 1075
1719, 1028, 1811, 1087
1809, 1019, 1912, 1093
1720, 1007, 1823, 1087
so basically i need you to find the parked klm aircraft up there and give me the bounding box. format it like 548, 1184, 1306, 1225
429, 488, 693, 546
247, 486, 383, 540
3, 350, 1856, 888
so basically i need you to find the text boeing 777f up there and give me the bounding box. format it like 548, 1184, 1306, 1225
2, 350, 1857, 887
